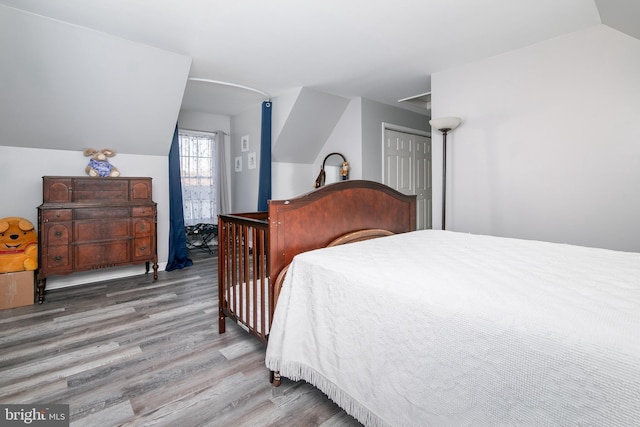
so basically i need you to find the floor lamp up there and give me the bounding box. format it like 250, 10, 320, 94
429, 117, 462, 230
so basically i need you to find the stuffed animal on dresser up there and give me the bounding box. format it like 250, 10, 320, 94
84, 148, 120, 177
0, 217, 38, 273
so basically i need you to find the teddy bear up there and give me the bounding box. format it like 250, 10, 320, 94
84, 148, 120, 177
0, 217, 38, 273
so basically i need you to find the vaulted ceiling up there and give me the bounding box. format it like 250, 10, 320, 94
1, 1, 638, 154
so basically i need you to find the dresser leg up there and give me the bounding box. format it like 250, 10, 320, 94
144, 261, 158, 281
37, 278, 46, 304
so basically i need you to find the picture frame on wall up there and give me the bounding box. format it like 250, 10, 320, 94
241, 135, 249, 152
248, 152, 256, 169
235, 156, 242, 172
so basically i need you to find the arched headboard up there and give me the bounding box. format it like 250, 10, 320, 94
268, 180, 416, 283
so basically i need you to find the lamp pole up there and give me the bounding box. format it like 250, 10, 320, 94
441, 128, 450, 230
429, 117, 462, 231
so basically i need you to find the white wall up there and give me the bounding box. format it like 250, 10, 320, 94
178, 111, 230, 135
272, 162, 316, 200
0, 145, 170, 289
431, 25, 640, 252
313, 98, 363, 181
230, 105, 262, 212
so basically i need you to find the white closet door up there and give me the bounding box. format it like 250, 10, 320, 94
414, 134, 432, 230
384, 129, 413, 195
383, 128, 432, 230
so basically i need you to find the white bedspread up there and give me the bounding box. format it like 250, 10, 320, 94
265, 230, 640, 427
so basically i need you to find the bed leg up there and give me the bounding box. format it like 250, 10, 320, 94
270, 370, 281, 387
219, 312, 226, 334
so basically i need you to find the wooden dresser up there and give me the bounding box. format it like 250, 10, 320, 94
37, 176, 158, 303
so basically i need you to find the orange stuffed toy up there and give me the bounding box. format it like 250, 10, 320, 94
0, 217, 38, 273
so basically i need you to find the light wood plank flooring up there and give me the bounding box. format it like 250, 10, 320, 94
0, 250, 362, 426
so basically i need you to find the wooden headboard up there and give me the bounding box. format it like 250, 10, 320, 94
267, 180, 416, 282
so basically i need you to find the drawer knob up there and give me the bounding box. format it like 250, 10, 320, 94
54, 256, 62, 262
140, 224, 146, 230
140, 246, 146, 251
55, 231, 62, 237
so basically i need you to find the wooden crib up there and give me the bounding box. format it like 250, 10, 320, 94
217, 180, 416, 344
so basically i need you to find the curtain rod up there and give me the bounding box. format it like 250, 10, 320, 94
179, 128, 229, 136
187, 77, 271, 100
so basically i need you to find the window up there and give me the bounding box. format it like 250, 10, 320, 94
179, 131, 217, 225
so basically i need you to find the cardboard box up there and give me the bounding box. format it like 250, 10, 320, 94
0, 270, 34, 309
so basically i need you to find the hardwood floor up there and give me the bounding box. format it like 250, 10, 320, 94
0, 250, 362, 427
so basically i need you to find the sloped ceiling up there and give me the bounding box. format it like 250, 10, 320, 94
0, 5, 191, 155
1, 1, 639, 156
595, 0, 640, 40
272, 87, 350, 163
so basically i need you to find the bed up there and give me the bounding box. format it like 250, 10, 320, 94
217, 180, 417, 343
265, 230, 640, 427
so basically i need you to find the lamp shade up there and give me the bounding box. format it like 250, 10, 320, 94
429, 117, 462, 132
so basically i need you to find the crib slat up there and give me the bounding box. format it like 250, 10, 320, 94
251, 226, 258, 336
218, 212, 269, 344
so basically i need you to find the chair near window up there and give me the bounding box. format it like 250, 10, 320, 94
185, 223, 218, 254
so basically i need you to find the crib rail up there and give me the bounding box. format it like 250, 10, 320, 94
218, 212, 270, 344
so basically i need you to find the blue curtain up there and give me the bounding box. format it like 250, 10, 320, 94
257, 101, 272, 211
165, 124, 193, 271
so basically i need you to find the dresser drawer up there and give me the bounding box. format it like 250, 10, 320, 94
44, 246, 72, 271
75, 207, 130, 220
42, 178, 72, 203
131, 206, 155, 217
133, 237, 153, 259
133, 218, 153, 237
130, 179, 152, 201
73, 179, 128, 202
75, 241, 131, 268
75, 219, 131, 242
42, 223, 72, 246
41, 209, 73, 222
